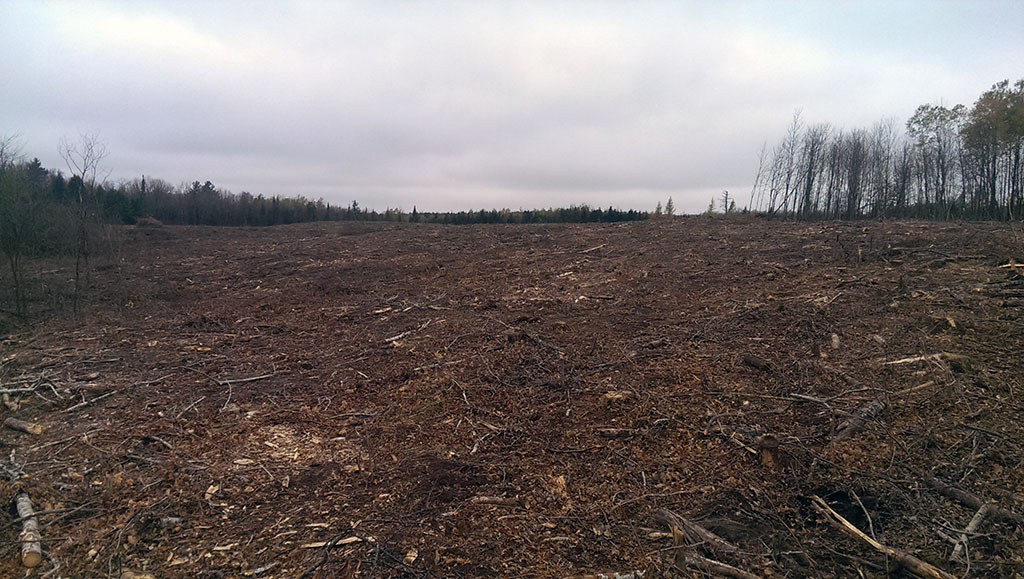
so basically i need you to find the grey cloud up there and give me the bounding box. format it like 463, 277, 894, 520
2, 1, 1023, 214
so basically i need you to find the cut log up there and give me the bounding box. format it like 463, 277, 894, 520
831, 396, 887, 444
812, 495, 955, 579
741, 354, 771, 372
15, 492, 42, 567
4, 417, 44, 435
923, 473, 1024, 527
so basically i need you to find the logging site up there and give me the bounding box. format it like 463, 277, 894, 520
0, 217, 1022, 577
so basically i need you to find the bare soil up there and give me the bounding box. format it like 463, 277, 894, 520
1, 217, 1023, 578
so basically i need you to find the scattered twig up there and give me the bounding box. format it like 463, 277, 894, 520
64, 390, 118, 413
40, 502, 97, 530
28, 429, 102, 452
385, 320, 432, 343
175, 396, 206, 419
143, 435, 174, 450
297, 530, 372, 579
64, 374, 172, 413
850, 490, 876, 541
3, 506, 78, 531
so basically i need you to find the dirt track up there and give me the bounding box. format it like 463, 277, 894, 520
1, 217, 1023, 577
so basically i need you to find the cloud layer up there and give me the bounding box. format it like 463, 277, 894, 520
2, 1, 1022, 213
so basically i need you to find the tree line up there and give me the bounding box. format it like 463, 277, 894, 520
0, 133, 652, 323
751, 79, 1024, 220
1, 151, 651, 229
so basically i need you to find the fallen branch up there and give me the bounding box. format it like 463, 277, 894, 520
923, 473, 1024, 527
679, 553, 760, 579
15, 492, 42, 567
811, 495, 955, 579
64, 390, 118, 413
219, 373, 275, 386
28, 428, 102, 452
4, 417, 44, 435
894, 380, 936, 397
883, 352, 968, 366
831, 395, 888, 444
654, 508, 740, 556
950, 503, 993, 563
385, 319, 432, 343
0, 387, 37, 395
566, 571, 646, 579
470, 495, 522, 508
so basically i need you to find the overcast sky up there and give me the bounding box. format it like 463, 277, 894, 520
2, 1, 1022, 213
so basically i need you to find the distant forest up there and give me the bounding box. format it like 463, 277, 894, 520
0, 134, 648, 317
752, 78, 1024, 220
0, 146, 647, 230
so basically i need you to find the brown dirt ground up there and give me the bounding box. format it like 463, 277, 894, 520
1, 217, 1023, 578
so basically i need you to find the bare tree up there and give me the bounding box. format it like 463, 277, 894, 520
0, 134, 29, 317
843, 130, 868, 220
59, 133, 109, 312
798, 123, 830, 218
907, 104, 964, 216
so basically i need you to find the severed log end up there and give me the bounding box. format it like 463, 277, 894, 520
15, 493, 42, 567
756, 434, 780, 468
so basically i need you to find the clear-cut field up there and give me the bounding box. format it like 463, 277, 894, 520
1, 218, 1022, 577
